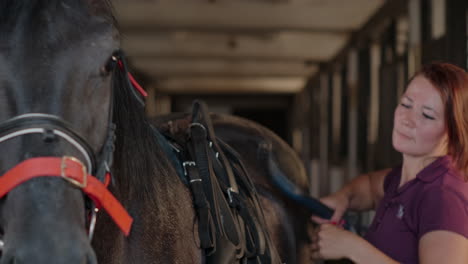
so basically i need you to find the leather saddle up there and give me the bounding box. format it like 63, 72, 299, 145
152, 101, 282, 264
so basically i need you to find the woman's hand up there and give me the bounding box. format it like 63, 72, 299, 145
311, 191, 349, 224
310, 223, 361, 260
310, 224, 400, 263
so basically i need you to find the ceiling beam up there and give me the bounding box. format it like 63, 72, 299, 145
131, 58, 318, 78
154, 77, 307, 94
114, 0, 385, 33
128, 54, 321, 63
122, 32, 348, 61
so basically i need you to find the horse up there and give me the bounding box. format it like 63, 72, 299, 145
0, 0, 323, 263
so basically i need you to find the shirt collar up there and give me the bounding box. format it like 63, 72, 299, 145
416, 155, 451, 183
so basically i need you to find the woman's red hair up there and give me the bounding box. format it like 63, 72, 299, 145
415, 63, 468, 179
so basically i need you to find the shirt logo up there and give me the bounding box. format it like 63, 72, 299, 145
397, 204, 405, 219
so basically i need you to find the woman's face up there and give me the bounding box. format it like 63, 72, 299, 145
392, 75, 448, 158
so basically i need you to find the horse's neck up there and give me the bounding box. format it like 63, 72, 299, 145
96, 126, 202, 263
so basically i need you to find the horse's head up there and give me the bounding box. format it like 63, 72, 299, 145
0, 1, 120, 263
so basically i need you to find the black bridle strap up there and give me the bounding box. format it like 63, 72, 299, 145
0, 113, 96, 172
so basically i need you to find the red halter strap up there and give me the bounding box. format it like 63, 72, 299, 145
0, 157, 133, 236
117, 60, 147, 97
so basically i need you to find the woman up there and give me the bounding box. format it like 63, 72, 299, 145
310, 62, 468, 264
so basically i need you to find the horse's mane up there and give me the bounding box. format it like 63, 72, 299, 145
111, 67, 175, 203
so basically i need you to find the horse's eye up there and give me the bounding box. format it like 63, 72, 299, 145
100, 55, 118, 77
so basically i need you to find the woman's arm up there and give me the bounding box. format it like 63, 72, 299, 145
311, 224, 399, 264
347, 236, 400, 264
419, 231, 468, 264
344, 168, 390, 211
312, 219, 468, 263
312, 168, 391, 223
417, 186, 468, 263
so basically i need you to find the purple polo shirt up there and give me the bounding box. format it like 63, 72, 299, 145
364, 156, 468, 264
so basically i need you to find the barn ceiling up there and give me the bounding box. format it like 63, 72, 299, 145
113, 0, 385, 94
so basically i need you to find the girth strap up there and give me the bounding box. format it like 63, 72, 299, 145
187, 101, 276, 263
188, 121, 242, 253
184, 161, 216, 249
191, 101, 240, 195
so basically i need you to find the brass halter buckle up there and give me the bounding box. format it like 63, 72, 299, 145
61, 156, 88, 188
